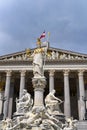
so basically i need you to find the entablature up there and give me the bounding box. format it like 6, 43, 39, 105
0, 59, 87, 72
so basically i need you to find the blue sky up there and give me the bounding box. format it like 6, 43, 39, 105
0, 0, 87, 55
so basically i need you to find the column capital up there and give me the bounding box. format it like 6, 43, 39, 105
78, 70, 85, 76
5, 70, 12, 77
49, 70, 55, 76
63, 70, 70, 75
20, 70, 26, 77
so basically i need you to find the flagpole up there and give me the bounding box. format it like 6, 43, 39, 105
40, 31, 50, 74
47, 32, 50, 42
43, 47, 47, 75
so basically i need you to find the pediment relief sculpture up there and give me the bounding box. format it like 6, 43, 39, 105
0, 48, 87, 61
46, 50, 87, 60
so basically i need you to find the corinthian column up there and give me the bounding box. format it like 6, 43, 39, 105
3, 70, 11, 119
8, 79, 14, 118
0, 90, 4, 115
78, 70, 85, 120
64, 70, 71, 117
49, 70, 55, 92
19, 70, 26, 98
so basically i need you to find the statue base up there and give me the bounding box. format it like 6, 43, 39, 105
63, 128, 74, 130
32, 77, 46, 107
32, 126, 42, 130
76, 121, 87, 130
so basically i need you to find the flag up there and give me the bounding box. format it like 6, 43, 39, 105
40, 31, 46, 39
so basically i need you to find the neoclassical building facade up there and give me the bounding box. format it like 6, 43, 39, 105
0, 47, 87, 120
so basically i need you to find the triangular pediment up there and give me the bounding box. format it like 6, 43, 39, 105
47, 47, 87, 60
0, 47, 87, 61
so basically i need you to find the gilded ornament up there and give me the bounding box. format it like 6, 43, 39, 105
34, 48, 44, 54
37, 38, 41, 45
47, 50, 51, 57
25, 48, 31, 57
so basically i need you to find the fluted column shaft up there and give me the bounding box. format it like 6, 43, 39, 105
8, 79, 14, 118
0, 91, 4, 115
64, 70, 71, 117
3, 71, 11, 119
49, 70, 55, 92
19, 70, 26, 98
78, 70, 85, 120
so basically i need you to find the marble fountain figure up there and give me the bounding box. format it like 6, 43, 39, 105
0, 38, 77, 130
16, 89, 33, 114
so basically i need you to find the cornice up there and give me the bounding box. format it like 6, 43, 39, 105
0, 48, 35, 60
46, 59, 87, 65
0, 59, 87, 66
0, 60, 32, 65
49, 47, 87, 57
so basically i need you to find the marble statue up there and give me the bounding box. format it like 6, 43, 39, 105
55, 51, 59, 59
32, 48, 44, 77
51, 51, 56, 59
32, 45, 47, 78
63, 117, 77, 130
16, 89, 33, 113
1, 118, 13, 130
45, 89, 63, 115
40, 119, 62, 130
0, 39, 78, 130
60, 53, 67, 59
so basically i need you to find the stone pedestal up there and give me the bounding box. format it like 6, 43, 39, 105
76, 121, 87, 130
64, 128, 74, 130
32, 127, 42, 130
32, 77, 46, 108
